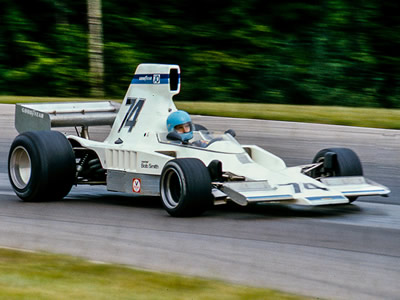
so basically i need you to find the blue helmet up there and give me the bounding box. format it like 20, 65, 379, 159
166, 110, 193, 141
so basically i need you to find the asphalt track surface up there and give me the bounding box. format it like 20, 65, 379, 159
0, 103, 399, 299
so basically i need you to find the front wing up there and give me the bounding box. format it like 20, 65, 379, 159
220, 176, 390, 206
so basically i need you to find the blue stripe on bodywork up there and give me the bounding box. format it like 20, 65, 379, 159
343, 190, 386, 195
247, 194, 292, 200
306, 195, 347, 201
131, 73, 176, 84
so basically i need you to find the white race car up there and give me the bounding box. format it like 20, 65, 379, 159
8, 64, 390, 217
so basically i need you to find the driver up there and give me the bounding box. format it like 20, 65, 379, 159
166, 110, 235, 147
166, 110, 210, 147
166, 110, 194, 142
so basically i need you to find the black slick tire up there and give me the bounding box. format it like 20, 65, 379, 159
160, 158, 213, 217
8, 130, 76, 202
312, 147, 363, 203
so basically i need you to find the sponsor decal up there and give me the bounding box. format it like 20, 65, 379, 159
21, 107, 44, 119
141, 160, 159, 169
153, 74, 161, 84
139, 75, 153, 82
132, 178, 141, 193
131, 74, 169, 84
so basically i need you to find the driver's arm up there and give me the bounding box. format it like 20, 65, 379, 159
192, 139, 209, 148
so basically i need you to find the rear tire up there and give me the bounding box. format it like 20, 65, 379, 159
8, 131, 76, 202
311, 147, 363, 203
160, 158, 213, 217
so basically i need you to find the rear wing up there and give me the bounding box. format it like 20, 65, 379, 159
15, 101, 120, 134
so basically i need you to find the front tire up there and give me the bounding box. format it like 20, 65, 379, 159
8, 131, 76, 202
160, 158, 213, 217
311, 147, 363, 203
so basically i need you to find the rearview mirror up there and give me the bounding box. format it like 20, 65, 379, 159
224, 129, 236, 137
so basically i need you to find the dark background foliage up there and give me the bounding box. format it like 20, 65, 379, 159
0, 0, 399, 107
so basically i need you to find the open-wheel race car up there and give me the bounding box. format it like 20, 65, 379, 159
8, 63, 390, 217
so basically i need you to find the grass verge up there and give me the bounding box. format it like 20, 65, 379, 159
0, 248, 307, 300
1, 96, 399, 129
176, 101, 400, 130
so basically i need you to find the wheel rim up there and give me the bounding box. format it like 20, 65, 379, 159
162, 168, 182, 209
9, 146, 32, 189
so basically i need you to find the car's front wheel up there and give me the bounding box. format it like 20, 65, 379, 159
8, 130, 76, 202
160, 158, 213, 217
311, 147, 363, 203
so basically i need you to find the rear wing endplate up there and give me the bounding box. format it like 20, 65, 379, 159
15, 101, 120, 133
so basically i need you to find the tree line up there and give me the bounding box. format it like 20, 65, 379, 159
0, 0, 399, 108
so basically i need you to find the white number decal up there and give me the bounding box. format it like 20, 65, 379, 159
279, 182, 328, 193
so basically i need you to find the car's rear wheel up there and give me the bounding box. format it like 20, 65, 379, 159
311, 147, 363, 203
160, 158, 213, 217
8, 131, 76, 202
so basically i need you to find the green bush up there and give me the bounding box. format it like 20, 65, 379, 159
0, 0, 399, 108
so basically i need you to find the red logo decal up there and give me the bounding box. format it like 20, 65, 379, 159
132, 178, 141, 193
